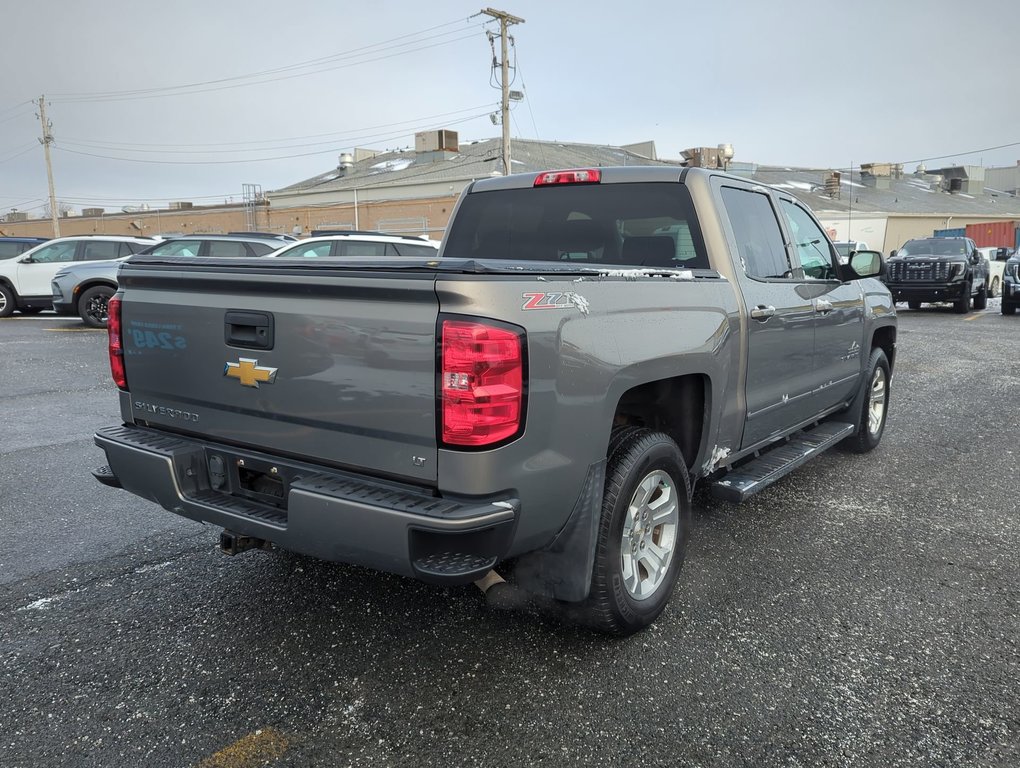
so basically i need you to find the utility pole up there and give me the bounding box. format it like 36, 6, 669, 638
36, 95, 60, 237
480, 8, 524, 175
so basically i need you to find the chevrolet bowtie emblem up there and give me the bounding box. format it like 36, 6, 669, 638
224, 358, 278, 388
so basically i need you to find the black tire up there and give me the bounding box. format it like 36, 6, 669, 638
841, 348, 890, 454
577, 429, 692, 635
0, 284, 15, 318
990, 278, 999, 299
907, 300, 921, 310
954, 283, 972, 313
1003, 301, 1017, 316
78, 285, 115, 328
973, 283, 988, 311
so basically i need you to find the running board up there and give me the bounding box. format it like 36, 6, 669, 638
710, 421, 855, 503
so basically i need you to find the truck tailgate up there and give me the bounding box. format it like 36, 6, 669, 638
118, 264, 439, 483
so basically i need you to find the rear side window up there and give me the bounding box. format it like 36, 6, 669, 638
277, 241, 334, 258
0, 242, 26, 258
248, 242, 278, 256
341, 241, 391, 258
80, 241, 122, 261
720, 187, 791, 279
443, 182, 710, 269
206, 241, 249, 258
393, 242, 439, 258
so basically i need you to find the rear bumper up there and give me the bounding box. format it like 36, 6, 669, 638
94, 424, 518, 585
887, 281, 966, 303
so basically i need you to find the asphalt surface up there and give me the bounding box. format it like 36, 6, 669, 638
1, 306, 1018, 767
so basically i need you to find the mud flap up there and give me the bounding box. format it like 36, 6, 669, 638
513, 459, 606, 602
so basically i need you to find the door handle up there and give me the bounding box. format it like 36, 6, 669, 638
750, 304, 776, 321
814, 298, 833, 314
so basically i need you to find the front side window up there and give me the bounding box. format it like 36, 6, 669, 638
27, 241, 76, 263
720, 187, 790, 279
80, 241, 122, 261
780, 199, 836, 280
148, 240, 202, 257
276, 241, 334, 259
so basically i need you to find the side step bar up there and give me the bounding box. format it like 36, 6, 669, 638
710, 421, 855, 503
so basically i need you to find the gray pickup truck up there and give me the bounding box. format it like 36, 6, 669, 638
93, 166, 896, 634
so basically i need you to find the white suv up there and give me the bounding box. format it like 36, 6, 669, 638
0, 235, 157, 317
271, 232, 440, 259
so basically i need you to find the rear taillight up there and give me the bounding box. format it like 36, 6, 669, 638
441, 319, 524, 447
534, 168, 602, 186
107, 295, 127, 390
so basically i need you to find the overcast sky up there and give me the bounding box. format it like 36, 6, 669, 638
1, 0, 1018, 213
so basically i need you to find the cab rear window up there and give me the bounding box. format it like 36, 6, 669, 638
444, 182, 709, 269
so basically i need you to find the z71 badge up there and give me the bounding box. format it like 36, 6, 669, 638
522, 291, 590, 316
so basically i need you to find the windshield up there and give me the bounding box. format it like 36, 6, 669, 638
898, 239, 969, 257
443, 182, 710, 269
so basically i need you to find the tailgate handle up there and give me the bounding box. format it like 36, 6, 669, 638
225, 310, 274, 350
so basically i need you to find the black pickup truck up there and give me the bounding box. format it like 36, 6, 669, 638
886, 237, 989, 313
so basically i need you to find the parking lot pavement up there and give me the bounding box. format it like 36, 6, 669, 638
1, 309, 1018, 767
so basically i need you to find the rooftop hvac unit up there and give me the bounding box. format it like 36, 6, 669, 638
824, 171, 841, 199
169, 201, 194, 210
82, 207, 105, 217
415, 129, 459, 153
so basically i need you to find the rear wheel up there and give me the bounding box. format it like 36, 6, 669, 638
577, 429, 691, 635
842, 348, 890, 454
973, 283, 988, 310
907, 300, 921, 310
1003, 301, 1017, 316
953, 283, 971, 314
0, 284, 15, 318
78, 285, 115, 328
990, 277, 1000, 298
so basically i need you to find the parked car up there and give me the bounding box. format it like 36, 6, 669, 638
832, 240, 869, 263
1001, 250, 1020, 315
885, 237, 989, 313
51, 235, 288, 328
0, 236, 157, 317
270, 232, 441, 259
978, 246, 1013, 298
0, 237, 49, 260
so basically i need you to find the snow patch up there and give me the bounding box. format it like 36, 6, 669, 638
567, 292, 590, 316
597, 268, 694, 280
369, 158, 413, 173
703, 446, 731, 474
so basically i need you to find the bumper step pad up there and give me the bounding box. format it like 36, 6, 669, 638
710, 421, 855, 503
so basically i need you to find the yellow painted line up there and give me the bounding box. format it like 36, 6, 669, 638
42, 328, 106, 333
964, 313, 983, 322
196, 728, 289, 768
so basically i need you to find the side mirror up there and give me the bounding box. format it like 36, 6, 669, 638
889, 249, 897, 259
996, 248, 1009, 262
848, 249, 884, 279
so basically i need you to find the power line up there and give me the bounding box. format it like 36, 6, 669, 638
0, 144, 38, 164
52, 19, 475, 100
52, 112, 491, 165
52, 28, 486, 104
895, 140, 1020, 167
58, 104, 497, 152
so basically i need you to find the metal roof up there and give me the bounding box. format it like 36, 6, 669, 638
745, 165, 1020, 217
271, 138, 674, 195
